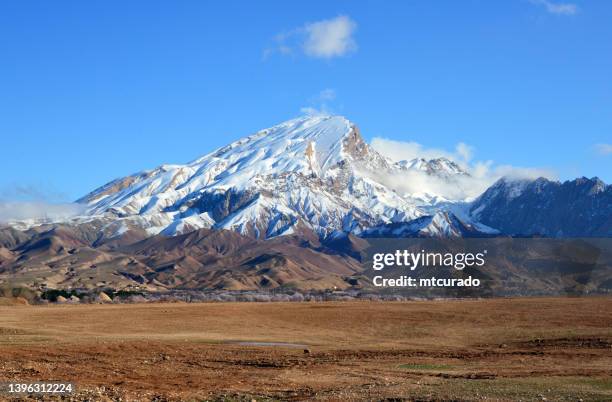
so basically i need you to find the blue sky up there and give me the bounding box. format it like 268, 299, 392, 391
1, 0, 610, 202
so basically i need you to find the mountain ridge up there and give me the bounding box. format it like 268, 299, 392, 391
471, 176, 611, 237
69, 114, 479, 239
3, 114, 610, 240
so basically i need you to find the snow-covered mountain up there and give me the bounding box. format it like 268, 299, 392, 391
4, 114, 610, 240
395, 157, 468, 177
471, 176, 612, 237
76, 115, 480, 239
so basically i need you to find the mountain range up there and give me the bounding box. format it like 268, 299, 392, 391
1, 114, 610, 295
10, 114, 609, 239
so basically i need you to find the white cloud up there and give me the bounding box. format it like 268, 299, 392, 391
455, 142, 474, 162
303, 16, 357, 58
265, 16, 357, 60
0, 201, 85, 223
530, 0, 578, 15
0, 183, 85, 224
370, 138, 473, 166
595, 143, 612, 156
370, 137, 556, 200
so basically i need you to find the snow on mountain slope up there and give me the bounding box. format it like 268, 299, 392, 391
395, 157, 468, 177
6, 115, 607, 240
363, 210, 498, 238
470, 176, 612, 237
74, 114, 480, 239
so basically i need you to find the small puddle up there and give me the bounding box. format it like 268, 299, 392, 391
231, 341, 308, 348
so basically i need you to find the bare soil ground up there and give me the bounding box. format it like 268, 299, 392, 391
0, 298, 611, 401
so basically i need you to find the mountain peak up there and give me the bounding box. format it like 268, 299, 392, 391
395, 156, 468, 177
191, 114, 356, 177
76, 114, 409, 238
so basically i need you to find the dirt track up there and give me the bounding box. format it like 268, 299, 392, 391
0, 298, 611, 401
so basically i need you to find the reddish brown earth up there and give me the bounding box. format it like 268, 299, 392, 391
3, 225, 611, 296
0, 298, 611, 401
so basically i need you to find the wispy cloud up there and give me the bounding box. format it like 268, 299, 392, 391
317, 88, 336, 101
370, 138, 475, 166
0, 202, 85, 223
530, 0, 578, 15
594, 143, 612, 156
300, 88, 338, 115
0, 183, 84, 224
265, 16, 357, 60
370, 137, 556, 200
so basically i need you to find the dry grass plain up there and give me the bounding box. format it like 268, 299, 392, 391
0, 297, 611, 401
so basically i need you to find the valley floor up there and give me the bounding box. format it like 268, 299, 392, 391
0, 298, 611, 401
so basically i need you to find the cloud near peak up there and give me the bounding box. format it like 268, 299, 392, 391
300, 88, 338, 116
370, 137, 556, 200
370, 138, 475, 167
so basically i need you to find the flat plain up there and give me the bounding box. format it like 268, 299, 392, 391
0, 297, 611, 401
